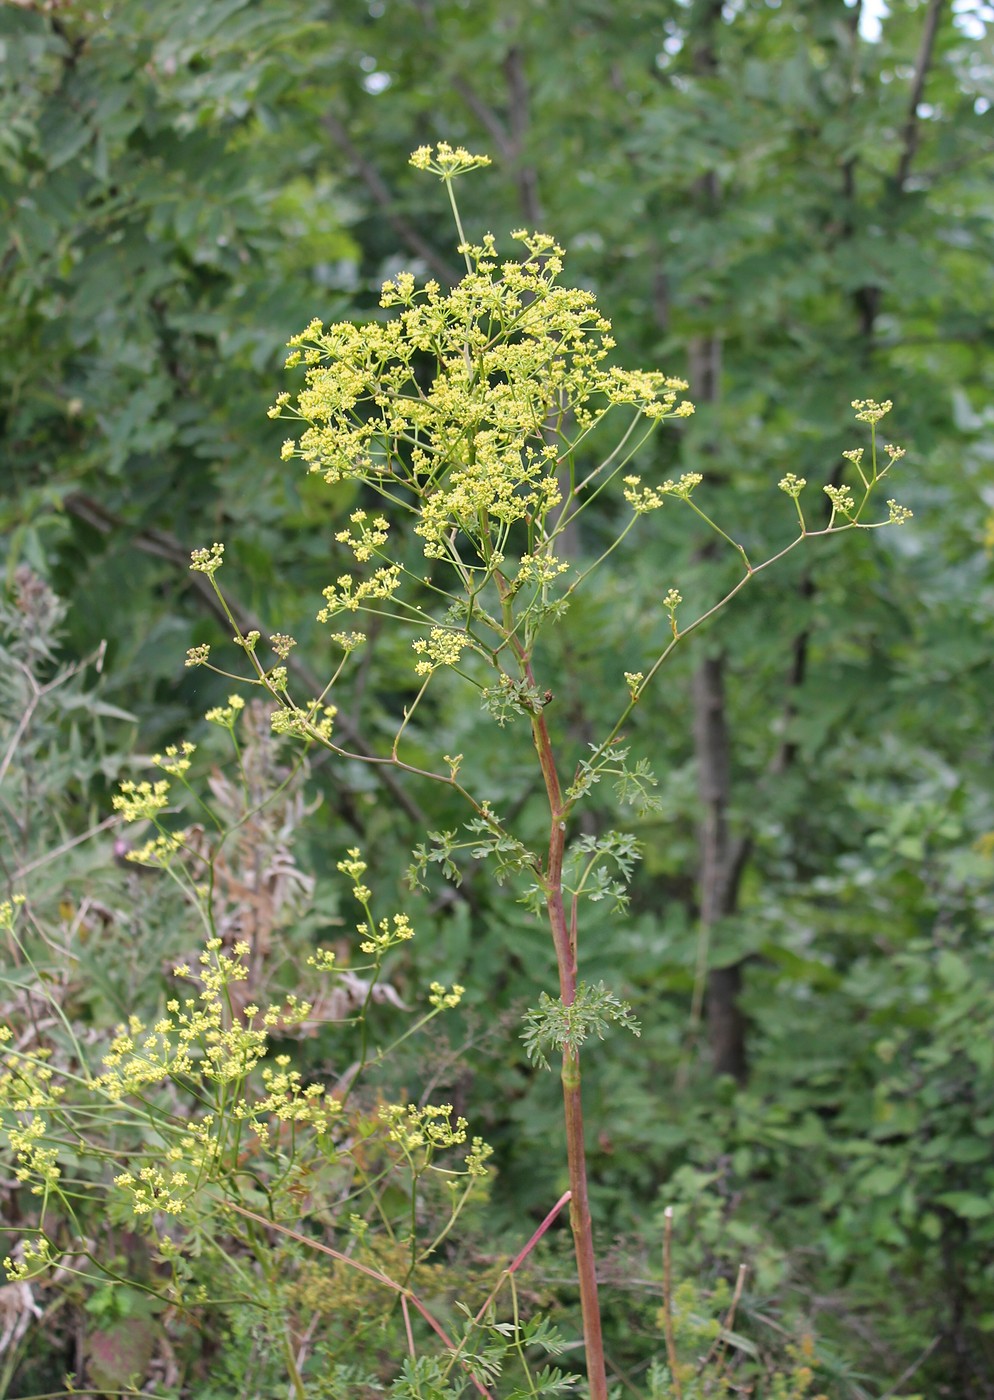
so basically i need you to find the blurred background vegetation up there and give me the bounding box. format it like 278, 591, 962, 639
2, 0, 994, 1395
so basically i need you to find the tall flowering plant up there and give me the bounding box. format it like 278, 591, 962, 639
2, 142, 910, 1397
181, 144, 910, 1395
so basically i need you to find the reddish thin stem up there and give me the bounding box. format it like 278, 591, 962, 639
530, 705, 609, 1400
443, 1189, 572, 1384
506, 1188, 572, 1277
491, 566, 608, 1397
401, 1293, 416, 1357
225, 1202, 493, 1398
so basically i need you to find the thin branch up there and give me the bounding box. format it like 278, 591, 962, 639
401, 1293, 416, 1358
702, 1262, 747, 1376
502, 47, 543, 227
916, 142, 994, 185
878, 328, 991, 349
0, 641, 106, 789
894, 0, 947, 193
10, 815, 118, 885
451, 73, 511, 156
321, 112, 459, 286
879, 1334, 942, 1399
449, 1189, 571, 1356
451, 57, 544, 227
224, 1202, 494, 1399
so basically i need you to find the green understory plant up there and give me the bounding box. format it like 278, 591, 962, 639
0, 739, 569, 1397
1, 142, 910, 1396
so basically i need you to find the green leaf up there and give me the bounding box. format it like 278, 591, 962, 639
936, 1192, 994, 1221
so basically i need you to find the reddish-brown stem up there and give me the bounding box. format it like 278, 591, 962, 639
463, 1189, 572, 1337
488, 567, 607, 1394
530, 704, 609, 1400
561, 1047, 606, 1396
505, 1188, 572, 1277
441, 1189, 572, 1385
401, 1293, 416, 1357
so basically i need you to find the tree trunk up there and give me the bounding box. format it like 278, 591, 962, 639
692, 650, 750, 1082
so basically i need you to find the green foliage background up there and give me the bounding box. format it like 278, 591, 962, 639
2, 0, 994, 1395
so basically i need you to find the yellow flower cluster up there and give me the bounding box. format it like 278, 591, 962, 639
851, 398, 892, 423
74, 937, 368, 1224
463, 1136, 494, 1178
256, 1055, 342, 1132
380, 1101, 468, 1155
113, 779, 170, 823
272, 220, 696, 579
358, 912, 415, 955
836, 411, 910, 527
415, 440, 563, 561
335, 509, 390, 563
514, 551, 571, 587
269, 705, 307, 738
0, 902, 65, 1203
601, 366, 693, 419
317, 566, 402, 620
113, 1163, 189, 1217
824, 484, 856, 517
428, 981, 465, 1010
152, 741, 196, 776
270, 700, 337, 741
205, 695, 245, 726
622, 472, 704, 514
378, 1102, 492, 1179
0, 895, 25, 933
127, 829, 187, 866
99, 946, 273, 1096
778, 473, 807, 498
412, 626, 469, 676
337, 847, 369, 891
408, 141, 492, 178
4, 1236, 58, 1283
5, 1115, 61, 1194
189, 542, 224, 576
1, 1054, 62, 1203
